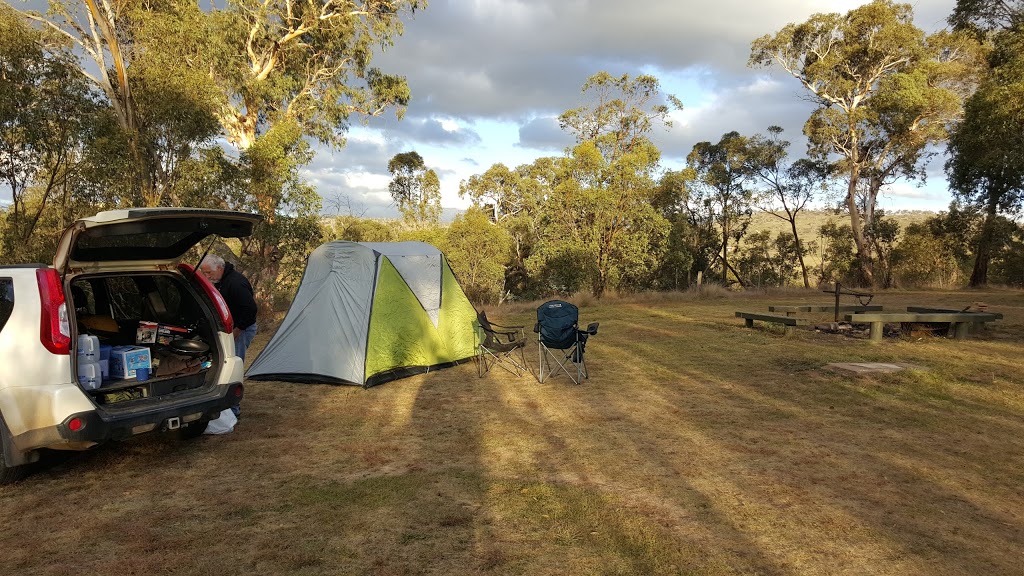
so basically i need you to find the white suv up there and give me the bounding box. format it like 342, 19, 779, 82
0, 208, 262, 483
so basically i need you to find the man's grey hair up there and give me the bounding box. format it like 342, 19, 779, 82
200, 255, 226, 270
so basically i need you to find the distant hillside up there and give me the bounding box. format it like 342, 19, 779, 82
747, 209, 936, 241
741, 209, 937, 273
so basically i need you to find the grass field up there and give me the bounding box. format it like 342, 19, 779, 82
2, 287, 1022, 575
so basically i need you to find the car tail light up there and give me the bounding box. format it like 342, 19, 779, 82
68, 417, 84, 432
178, 263, 233, 333
234, 384, 244, 398
36, 268, 71, 355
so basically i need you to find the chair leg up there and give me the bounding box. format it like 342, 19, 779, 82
538, 341, 545, 383
540, 344, 581, 385
517, 345, 530, 379
479, 346, 526, 378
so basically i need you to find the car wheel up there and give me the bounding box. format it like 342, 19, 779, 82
177, 419, 209, 440
0, 426, 27, 485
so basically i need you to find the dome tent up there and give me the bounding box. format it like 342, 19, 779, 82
246, 241, 479, 387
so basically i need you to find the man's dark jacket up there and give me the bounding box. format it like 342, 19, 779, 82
215, 262, 257, 331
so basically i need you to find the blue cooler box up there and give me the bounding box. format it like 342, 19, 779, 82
109, 345, 151, 380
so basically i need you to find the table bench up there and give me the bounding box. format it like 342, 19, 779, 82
844, 311, 1003, 342
735, 311, 810, 336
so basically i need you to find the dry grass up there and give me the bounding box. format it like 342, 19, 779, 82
2, 288, 1023, 575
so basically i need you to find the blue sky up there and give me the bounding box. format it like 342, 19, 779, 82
305, 0, 959, 219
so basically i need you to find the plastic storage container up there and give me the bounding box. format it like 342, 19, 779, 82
77, 360, 101, 390
77, 334, 100, 361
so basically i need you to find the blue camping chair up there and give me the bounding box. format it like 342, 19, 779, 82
534, 300, 599, 384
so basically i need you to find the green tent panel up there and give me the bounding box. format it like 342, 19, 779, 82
365, 256, 449, 379
436, 259, 479, 361
246, 241, 480, 387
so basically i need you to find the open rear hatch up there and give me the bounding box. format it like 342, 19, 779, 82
55, 208, 262, 273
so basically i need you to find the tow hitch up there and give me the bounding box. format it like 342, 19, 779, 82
164, 417, 181, 431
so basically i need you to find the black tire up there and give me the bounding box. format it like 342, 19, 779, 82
0, 425, 27, 485
176, 419, 209, 440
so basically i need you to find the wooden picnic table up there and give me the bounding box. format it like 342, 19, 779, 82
844, 309, 1003, 342
768, 304, 884, 316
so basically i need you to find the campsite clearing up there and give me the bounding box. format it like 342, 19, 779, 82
1, 288, 1023, 575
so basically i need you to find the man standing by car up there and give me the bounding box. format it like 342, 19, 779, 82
200, 255, 257, 419
199, 255, 258, 361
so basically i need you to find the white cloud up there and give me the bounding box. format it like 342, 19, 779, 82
307, 0, 958, 215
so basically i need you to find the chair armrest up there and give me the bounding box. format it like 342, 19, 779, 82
489, 321, 524, 330
585, 322, 599, 335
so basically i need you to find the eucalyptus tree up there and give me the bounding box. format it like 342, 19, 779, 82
545, 72, 680, 298
388, 151, 441, 225
946, 0, 1024, 285
650, 169, 705, 289
17, 1, 424, 312
744, 127, 829, 288
18, 0, 224, 207
201, 0, 425, 305
441, 207, 513, 304
750, 0, 982, 287
0, 5, 100, 262
686, 131, 755, 286
459, 159, 552, 298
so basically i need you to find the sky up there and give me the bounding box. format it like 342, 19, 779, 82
306, 0, 959, 220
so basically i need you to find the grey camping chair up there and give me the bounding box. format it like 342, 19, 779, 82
534, 300, 599, 384
476, 310, 528, 377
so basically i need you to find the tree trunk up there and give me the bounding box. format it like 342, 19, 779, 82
721, 227, 729, 283
790, 217, 810, 288
592, 248, 607, 299
969, 197, 999, 287
725, 259, 746, 288
845, 171, 875, 287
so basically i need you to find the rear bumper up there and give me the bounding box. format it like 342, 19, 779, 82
55, 382, 243, 444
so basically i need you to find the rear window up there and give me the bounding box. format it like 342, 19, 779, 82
72, 226, 210, 262
75, 275, 202, 327
0, 279, 13, 333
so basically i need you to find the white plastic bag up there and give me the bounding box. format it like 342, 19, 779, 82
204, 408, 237, 435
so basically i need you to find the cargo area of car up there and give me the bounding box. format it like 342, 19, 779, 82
68, 271, 222, 406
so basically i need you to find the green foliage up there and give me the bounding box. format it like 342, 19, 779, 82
440, 207, 513, 304
503, 72, 678, 299
526, 242, 594, 297
387, 152, 442, 225
213, 120, 325, 313
745, 127, 828, 287
990, 226, 1024, 286
891, 222, 962, 287
949, 0, 1023, 36
867, 216, 901, 288
0, 6, 102, 263
945, 6, 1024, 285
460, 158, 555, 299
817, 221, 858, 286
327, 216, 401, 242
396, 223, 447, 247
538, 139, 668, 298
686, 131, 755, 285
203, 0, 423, 150
735, 231, 801, 287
